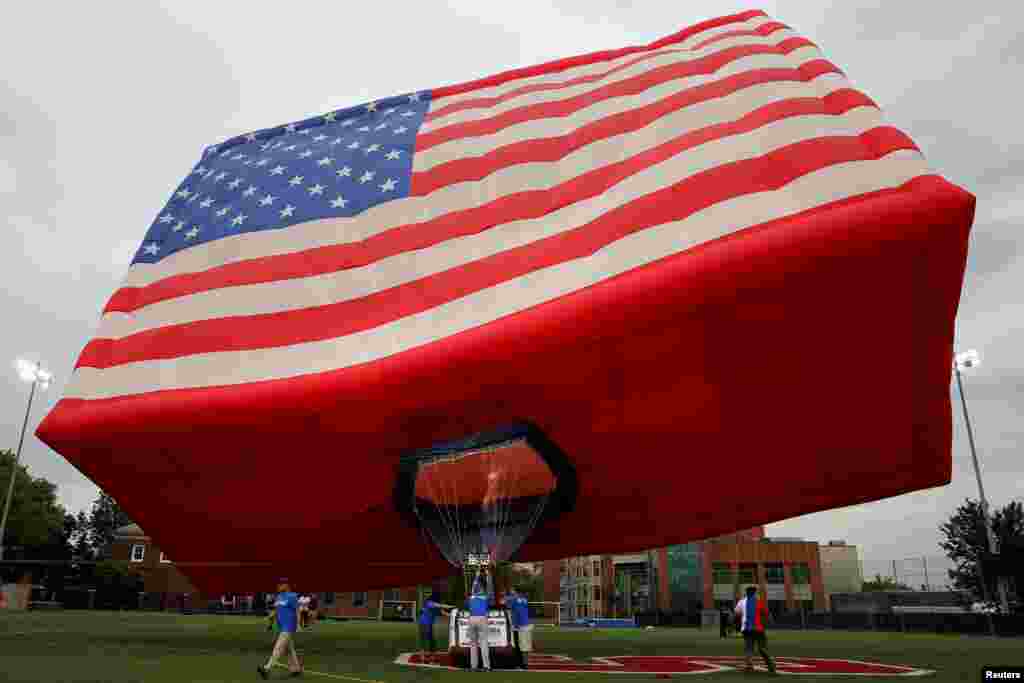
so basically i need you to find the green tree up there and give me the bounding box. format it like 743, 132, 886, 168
862, 574, 912, 591
82, 492, 134, 560
0, 449, 72, 561
939, 499, 1023, 610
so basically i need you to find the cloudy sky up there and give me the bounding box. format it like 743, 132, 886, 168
2, 2, 1020, 584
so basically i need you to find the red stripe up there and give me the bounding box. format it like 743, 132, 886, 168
412, 59, 842, 196
104, 79, 858, 316
691, 22, 790, 52
79, 128, 917, 370
430, 10, 767, 100
425, 22, 790, 124
418, 37, 816, 152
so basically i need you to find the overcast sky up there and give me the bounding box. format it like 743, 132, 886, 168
2, 2, 1020, 584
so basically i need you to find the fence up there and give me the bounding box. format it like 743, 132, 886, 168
861, 555, 956, 592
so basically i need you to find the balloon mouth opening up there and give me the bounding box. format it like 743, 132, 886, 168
393, 422, 578, 567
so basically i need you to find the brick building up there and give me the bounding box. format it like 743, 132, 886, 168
112, 523, 209, 608
544, 527, 831, 620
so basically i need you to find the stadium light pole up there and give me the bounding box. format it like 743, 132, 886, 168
952, 349, 1010, 616
0, 359, 52, 562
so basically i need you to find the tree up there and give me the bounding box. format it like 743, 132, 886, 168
939, 498, 1023, 611
0, 449, 72, 561
862, 574, 912, 592
73, 492, 134, 560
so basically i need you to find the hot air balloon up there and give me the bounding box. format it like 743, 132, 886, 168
36, 9, 973, 594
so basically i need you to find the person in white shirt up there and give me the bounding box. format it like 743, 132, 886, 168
298, 594, 312, 629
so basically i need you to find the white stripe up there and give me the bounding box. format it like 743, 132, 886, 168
97, 105, 886, 341
431, 15, 777, 111
67, 150, 928, 400
119, 62, 846, 293
416, 45, 824, 172
419, 29, 801, 133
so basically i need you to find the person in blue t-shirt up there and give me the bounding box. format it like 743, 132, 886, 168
418, 592, 450, 655
465, 574, 492, 671
257, 578, 303, 679
506, 586, 533, 669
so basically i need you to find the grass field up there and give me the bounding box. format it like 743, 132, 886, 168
0, 611, 1020, 682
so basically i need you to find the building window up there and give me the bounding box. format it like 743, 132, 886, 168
593, 560, 601, 577
765, 563, 784, 584
384, 589, 400, 602
353, 592, 367, 607
791, 563, 811, 585
712, 563, 734, 584
737, 563, 757, 585
159, 552, 171, 564
130, 544, 146, 563
323, 592, 336, 606
593, 586, 601, 602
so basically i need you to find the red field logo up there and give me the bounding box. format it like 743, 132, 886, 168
396, 652, 935, 676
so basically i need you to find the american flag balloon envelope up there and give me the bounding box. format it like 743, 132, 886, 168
38, 10, 973, 594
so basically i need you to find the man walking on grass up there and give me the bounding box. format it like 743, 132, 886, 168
733, 586, 776, 673
258, 578, 303, 679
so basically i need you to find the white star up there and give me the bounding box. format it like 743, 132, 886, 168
173, 220, 186, 232
185, 226, 201, 240
289, 176, 304, 186
330, 137, 343, 146
357, 126, 371, 133
359, 171, 375, 184
193, 166, 207, 175
260, 142, 273, 151
393, 126, 408, 134
228, 178, 243, 189
279, 205, 295, 218
375, 122, 389, 131
323, 112, 338, 123
298, 129, 312, 136
231, 213, 247, 226
187, 193, 200, 203
401, 110, 416, 117
232, 154, 247, 161
364, 143, 381, 154
298, 150, 314, 159
408, 93, 421, 102
366, 102, 378, 112
283, 144, 298, 152
159, 214, 174, 224
272, 141, 285, 150
243, 186, 258, 197
255, 159, 271, 167
341, 119, 355, 127
307, 183, 325, 196
317, 157, 335, 166
347, 141, 360, 149
213, 172, 228, 182
379, 178, 397, 192
176, 188, 192, 199
143, 243, 160, 255
270, 165, 286, 175
242, 159, 254, 166
259, 194, 277, 206
285, 123, 298, 133
313, 134, 328, 142
203, 169, 215, 179
216, 206, 231, 217
220, 150, 232, 158
330, 195, 348, 208
245, 133, 258, 142
383, 107, 398, 115
385, 149, 402, 160
336, 166, 352, 178
200, 198, 214, 208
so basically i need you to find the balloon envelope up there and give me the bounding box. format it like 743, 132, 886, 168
37, 9, 973, 594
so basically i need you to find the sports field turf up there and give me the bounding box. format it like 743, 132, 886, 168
0, 611, 1020, 682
